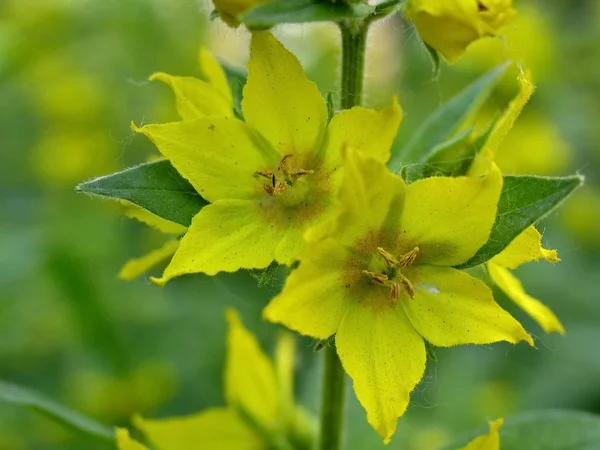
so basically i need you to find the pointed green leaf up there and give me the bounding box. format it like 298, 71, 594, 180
76, 159, 207, 227
443, 410, 600, 450
241, 0, 374, 29
389, 62, 510, 172
0, 379, 114, 442
459, 174, 583, 268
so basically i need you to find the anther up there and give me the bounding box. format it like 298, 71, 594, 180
390, 283, 400, 306
399, 247, 420, 267
377, 247, 399, 267
278, 154, 293, 173
255, 170, 273, 179
273, 181, 289, 196
291, 169, 314, 180
400, 275, 415, 299
363, 270, 388, 285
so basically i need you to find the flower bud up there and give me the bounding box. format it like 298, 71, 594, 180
213, 0, 268, 27
407, 0, 516, 63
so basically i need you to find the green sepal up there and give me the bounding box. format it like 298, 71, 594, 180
442, 410, 600, 450
389, 62, 510, 172
0, 379, 114, 443
221, 61, 247, 120
241, 0, 374, 29
326, 91, 335, 123
458, 173, 584, 269
76, 159, 207, 227
423, 41, 441, 79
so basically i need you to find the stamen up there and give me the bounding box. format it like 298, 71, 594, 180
377, 247, 398, 267
400, 275, 415, 299
291, 169, 314, 180
363, 270, 388, 285
263, 183, 275, 196
255, 170, 273, 179
390, 282, 400, 306
278, 154, 293, 173
399, 247, 420, 267
273, 181, 289, 196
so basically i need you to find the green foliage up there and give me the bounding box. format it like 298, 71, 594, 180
76, 159, 207, 227
241, 0, 374, 29
0, 380, 114, 443
388, 63, 510, 172
459, 174, 584, 268
221, 62, 247, 120
443, 410, 600, 450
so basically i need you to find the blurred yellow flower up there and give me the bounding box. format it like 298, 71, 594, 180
135, 32, 401, 285
265, 148, 531, 443
406, 0, 516, 63
459, 4, 556, 85
560, 186, 600, 246
131, 309, 314, 450
461, 418, 503, 450
213, 0, 268, 27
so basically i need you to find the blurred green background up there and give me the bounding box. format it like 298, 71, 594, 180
1, 0, 599, 449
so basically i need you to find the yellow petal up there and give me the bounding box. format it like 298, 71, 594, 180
133, 118, 279, 203
121, 202, 187, 235
470, 70, 534, 176
336, 301, 426, 443
225, 309, 278, 428
198, 47, 232, 104
116, 428, 147, 450
402, 265, 534, 346
400, 164, 503, 266
321, 97, 403, 166
308, 147, 406, 246
152, 200, 285, 284
275, 331, 296, 413
461, 418, 503, 450
118, 240, 180, 281
242, 32, 327, 159
263, 239, 352, 339
136, 408, 262, 450
488, 263, 565, 334
491, 225, 559, 270
150, 72, 232, 120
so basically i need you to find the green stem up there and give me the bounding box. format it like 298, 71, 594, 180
340, 20, 368, 109
317, 344, 347, 450
316, 19, 369, 450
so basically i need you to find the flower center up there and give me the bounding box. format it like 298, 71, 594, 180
254, 153, 314, 198
362, 246, 420, 306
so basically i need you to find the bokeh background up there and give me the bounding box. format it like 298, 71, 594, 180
1, 0, 599, 449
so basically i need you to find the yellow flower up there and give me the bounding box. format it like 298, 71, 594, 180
120, 309, 313, 450
461, 418, 503, 450
117, 428, 147, 450
407, 0, 516, 63
488, 226, 564, 334
134, 32, 402, 285
212, 0, 269, 27
264, 148, 532, 443
470, 69, 564, 334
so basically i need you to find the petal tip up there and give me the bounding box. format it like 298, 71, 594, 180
148, 72, 170, 83
150, 276, 167, 287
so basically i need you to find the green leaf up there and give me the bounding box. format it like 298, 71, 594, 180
389, 62, 510, 172
76, 159, 207, 227
459, 174, 583, 268
0, 379, 114, 443
241, 0, 374, 29
443, 410, 600, 450
221, 61, 247, 120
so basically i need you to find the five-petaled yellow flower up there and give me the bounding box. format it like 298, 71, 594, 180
264, 147, 532, 443
134, 32, 401, 285
116, 309, 313, 450
407, 0, 516, 63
